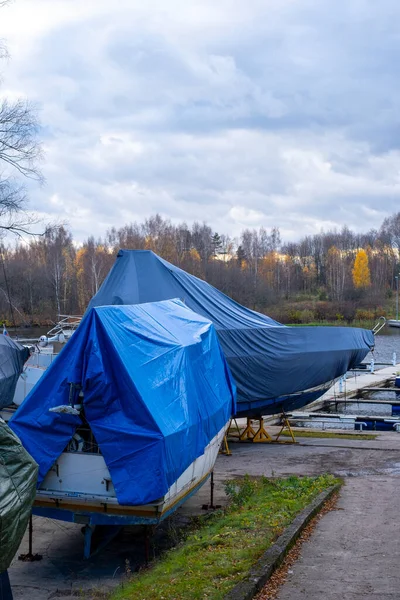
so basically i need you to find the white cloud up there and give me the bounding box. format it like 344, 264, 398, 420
1, 0, 400, 242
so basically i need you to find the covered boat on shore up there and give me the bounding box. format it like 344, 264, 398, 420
0, 335, 30, 409
88, 250, 375, 417
9, 299, 235, 556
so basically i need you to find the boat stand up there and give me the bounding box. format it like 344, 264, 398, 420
239, 418, 257, 440
219, 432, 232, 456
275, 416, 297, 444
229, 418, 242, 439
239, 417, 274, 443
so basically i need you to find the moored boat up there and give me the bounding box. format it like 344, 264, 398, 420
388, 319, 400, 328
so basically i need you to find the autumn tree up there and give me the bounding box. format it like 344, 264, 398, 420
352, 249, 371, 289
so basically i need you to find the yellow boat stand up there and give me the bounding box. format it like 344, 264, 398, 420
221, 417, 297, 452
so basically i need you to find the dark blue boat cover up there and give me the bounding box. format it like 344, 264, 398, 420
88, 250, 375, 416
10, 300, 235, 506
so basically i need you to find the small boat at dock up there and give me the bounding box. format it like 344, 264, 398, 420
387, 319, 400, 328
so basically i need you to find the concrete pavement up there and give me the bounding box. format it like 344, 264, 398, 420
276, 476, 400, 600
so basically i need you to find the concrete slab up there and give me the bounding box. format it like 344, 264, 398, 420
276, 476, 400, 600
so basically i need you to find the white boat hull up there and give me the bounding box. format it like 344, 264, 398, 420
34, 423, 228, 524
13, 347, 55, 406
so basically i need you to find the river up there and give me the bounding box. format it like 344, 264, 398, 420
365, 325, 400, 369
11, 321, 400, 370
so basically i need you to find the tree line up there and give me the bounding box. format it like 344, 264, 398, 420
0, 0, 399, 326
0, 212, 399, 326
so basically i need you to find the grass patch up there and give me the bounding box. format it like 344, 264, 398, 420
280, 430, 377, 440
112, 474, 338, 600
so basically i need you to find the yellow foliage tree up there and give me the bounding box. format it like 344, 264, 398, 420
352, 249, 371, 288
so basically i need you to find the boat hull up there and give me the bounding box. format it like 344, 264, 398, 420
388, 320, 400, 328
33, 424, 227, 526
236, 379, 336, 417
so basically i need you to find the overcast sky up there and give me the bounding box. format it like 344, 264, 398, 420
1, 0, 399, 242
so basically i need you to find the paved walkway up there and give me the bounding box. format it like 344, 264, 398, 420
277, 476, 400, 599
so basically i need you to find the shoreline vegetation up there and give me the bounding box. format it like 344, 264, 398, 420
0, 213, 399, 330
0, 316, 383, 331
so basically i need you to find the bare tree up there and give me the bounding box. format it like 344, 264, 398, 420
0, 1, 43, 238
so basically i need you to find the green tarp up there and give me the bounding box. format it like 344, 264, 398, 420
0, 419, 38, 572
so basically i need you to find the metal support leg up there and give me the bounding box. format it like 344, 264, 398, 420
201, 471, 221, 511
18, 515, 42, 562
83, 524, 95, 560
231, 418, 242, 438
144, 526, 150, 566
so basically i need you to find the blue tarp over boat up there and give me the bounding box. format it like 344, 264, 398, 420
10, 300, 235, 505
88, 250, 375, 416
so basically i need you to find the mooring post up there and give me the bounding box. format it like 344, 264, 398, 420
339, 376, 344, 393
393, 352, 397, 366
370, 358, 375, 373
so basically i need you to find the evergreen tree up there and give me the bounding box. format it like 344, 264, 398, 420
236, 245, 246, 266
211, 232, 222, 256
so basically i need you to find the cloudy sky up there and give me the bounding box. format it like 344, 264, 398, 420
1, 0, 400, 242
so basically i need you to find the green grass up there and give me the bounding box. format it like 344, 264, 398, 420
281, 430, 377, 440
112, 474, 338, 600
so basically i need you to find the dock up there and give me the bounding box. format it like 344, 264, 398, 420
306, 363, 400, 408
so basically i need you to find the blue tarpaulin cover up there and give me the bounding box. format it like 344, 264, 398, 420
88, 250, 375, 416
10, 300, 235, 506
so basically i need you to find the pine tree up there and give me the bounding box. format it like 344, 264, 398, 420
211, 232, 222, 257
352, 249, 371, 288
236, 245, 246, 266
